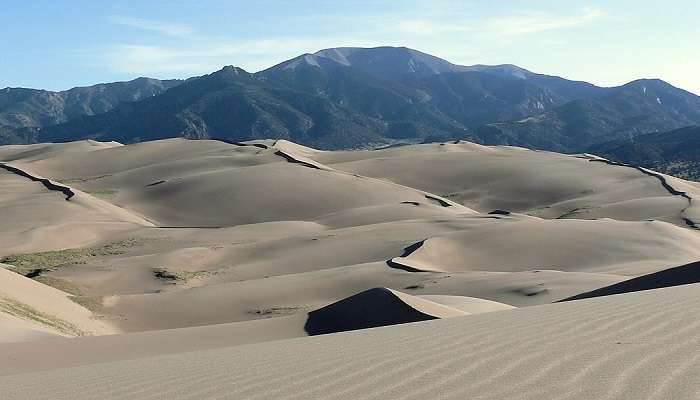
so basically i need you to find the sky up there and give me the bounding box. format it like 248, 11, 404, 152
2, 0, 699, 94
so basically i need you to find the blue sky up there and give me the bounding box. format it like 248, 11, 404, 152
2, 0, 699, 94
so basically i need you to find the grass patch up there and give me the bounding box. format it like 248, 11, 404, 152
58, 174, 112, 184
57, 178, 85, 184
1, 238, 148, 277
34, 276, 83, 295
152, 268, 210, 283
247, 306, 309, 317
2, 248, 87, 276
84, 188, 118, 197
0, 297, 84, 336
69, 296, 103, 312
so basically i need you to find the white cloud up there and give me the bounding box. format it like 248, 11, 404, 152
102, 45, 218, 75
486, 6, 605, 36
110, 16, 195, 38
96, 7, 607, 78
395, 20, 475, 35
396, 7, 606, 37
98, 37, 382, 77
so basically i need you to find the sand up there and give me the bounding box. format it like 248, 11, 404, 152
309, 142, 700, 228
0, 265, 117, 341
2, 283, 700, 399
2, 138, 700, 398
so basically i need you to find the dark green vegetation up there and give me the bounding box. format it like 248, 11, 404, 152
3, 47, 699, 156
591, 126, 700, 180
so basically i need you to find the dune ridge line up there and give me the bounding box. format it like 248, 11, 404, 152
0, 163, 75, 200
582, 156, 699, 229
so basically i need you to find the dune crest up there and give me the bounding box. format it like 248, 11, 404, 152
304, 288, 467, 335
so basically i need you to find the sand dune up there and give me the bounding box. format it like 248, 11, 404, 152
0, 266, 117, 341
0, 288, 508, 375
3, 138, 471, 227
304, 287, 466, 335
3, 283, 700, 399
389, 217, 700, 275
560, 260, 700, 302
308, 141, 700, 227
0, 315, 307, 375
3, 138, 700, 398
0, 313, 63, 343
0, 160, 149, 256
4, 139, 700, 335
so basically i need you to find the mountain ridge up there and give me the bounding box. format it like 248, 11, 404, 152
0, 77, 182, 143
3, 46, 699, 153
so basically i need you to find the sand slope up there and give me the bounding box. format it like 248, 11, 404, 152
0, 266, 116, 341
389, 218, 700, 275
3, 283, 700, 399
3, 138, 700, 397
4, 138, 472, 227
309, 142, 700, 228
0, 166, 146, 256
560, 260, 700, 302
4, 139, 700, 336
0, 288, 507, 375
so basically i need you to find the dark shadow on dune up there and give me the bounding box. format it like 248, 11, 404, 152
209, 137, 268, 149
386, 240, 427, 272
373, 143, 411, 150
145, 180, 166, 187
682, 218, 699, 230
558, 260, 700, 302
0, 162, 75, 200
210, 137, 321, 169
488, 210, 510, 215
304, 288, 437, 335
271, 150, 320, 170
424, 194, 452, 207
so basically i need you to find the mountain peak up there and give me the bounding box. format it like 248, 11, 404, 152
306, 46, 468, 81
623, 78, 670, 88
464, 64, 534, 79
219, 65, 247, 74
619, 78, 699, 99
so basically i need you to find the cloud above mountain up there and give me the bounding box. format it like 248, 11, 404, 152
109, 16, 195, 38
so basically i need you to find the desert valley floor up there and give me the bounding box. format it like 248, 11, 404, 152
2, 138, 700, 398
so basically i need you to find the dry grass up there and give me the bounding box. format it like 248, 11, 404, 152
33, 276, 84, 295
152, 268, 210, 283
68, 296, 104, 312
0, 297, 85, 336
1, 238, 147, 277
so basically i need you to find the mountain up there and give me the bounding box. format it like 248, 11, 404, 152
590, 125, 700, 180
471, 79, 700, 152
261, 47, 607, 129
258, 49, 468, 139
0, 77, 182, 144
10, 46, 700, 151
33, 47, 611, 148
307, 47, 470, 82
34, 66, 388, 148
